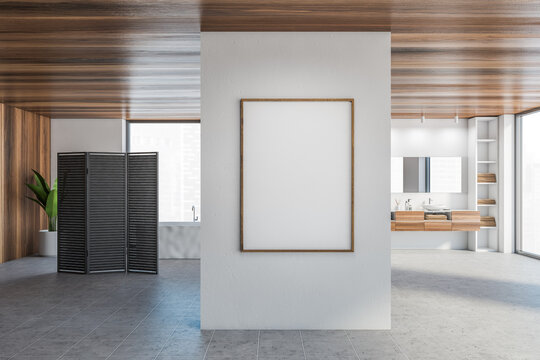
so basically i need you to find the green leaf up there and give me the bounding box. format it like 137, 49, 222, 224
32, 169, 50, 193
45, 188, 57, 219
25, 196, 46, 210
25, 183, 47, 206
51, 178, 57, 191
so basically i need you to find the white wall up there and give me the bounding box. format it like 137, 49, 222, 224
50, 118, 125, 182
391, 118, 469, 249
201, 32, 391, 329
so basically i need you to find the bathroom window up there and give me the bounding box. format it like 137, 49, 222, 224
128, 121, 200, 223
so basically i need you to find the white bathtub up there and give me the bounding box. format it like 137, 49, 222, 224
159, 222, 200, 259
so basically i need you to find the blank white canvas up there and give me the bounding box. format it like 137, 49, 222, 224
242, 100, 352, 250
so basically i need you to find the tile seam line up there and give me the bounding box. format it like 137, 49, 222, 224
345, 330, 361, 360
256, 329, 260, 360
202, 329, 216, 360
299, 330, 307, 360
151, 315, 183, 360
390, 332, 412, 360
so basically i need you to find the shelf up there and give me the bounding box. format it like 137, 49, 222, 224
477, 247, 497, 252
478, 160, 496, 164
477, 204, 496, 207
477, 139, 497, 142
480, 226, 497, 229
478, 182, 497, 185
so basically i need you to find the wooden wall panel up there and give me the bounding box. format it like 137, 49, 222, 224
0, 104, 4, 264
0, 104, 50, 263
38, 114, 51, 232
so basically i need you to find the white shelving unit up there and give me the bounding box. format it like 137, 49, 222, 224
477, 160, 496, 164
468, 117, 499, 252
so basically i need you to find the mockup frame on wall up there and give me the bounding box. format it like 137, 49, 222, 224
240, 98, 354, 252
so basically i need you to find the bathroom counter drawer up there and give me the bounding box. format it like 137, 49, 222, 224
394, 211, 424, 222
452, 222, 480, 231
425, 221, 452, 231
395, 221, 425, 231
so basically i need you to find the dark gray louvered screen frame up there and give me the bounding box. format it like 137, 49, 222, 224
57, 152, 158, 274
127, 153, 159, 274
87, 153, 127, 273
57, 153, 87, 273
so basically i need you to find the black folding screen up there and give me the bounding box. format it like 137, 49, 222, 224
57, 152, 158, 274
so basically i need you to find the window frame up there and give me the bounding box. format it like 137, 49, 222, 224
515, 108, 540, 260
126, 119, 201, 225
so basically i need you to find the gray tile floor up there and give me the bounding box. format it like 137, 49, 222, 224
0, 250, 539, 359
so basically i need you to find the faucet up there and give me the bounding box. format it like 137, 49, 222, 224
192, 205, 199, 222
429, 197, 434, 204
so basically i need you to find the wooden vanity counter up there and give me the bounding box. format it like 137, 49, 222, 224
391, 210, 480, 232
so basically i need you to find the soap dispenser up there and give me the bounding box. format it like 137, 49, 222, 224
406, 199, 412, 211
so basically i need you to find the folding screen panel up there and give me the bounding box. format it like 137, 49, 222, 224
87, 153, 126, 273
127, 153, 159, 273
57, 153, 87, 273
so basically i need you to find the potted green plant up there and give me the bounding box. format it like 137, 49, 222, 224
26, 170, 57, 256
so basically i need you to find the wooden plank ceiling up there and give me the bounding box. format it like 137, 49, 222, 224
2, 1, 540, 119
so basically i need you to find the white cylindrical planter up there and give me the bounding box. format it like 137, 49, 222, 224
39, 230, 57, 257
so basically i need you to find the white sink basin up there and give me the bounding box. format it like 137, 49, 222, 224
423, 204, 449, 211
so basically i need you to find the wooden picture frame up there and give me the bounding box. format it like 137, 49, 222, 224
240, 98, 354, 252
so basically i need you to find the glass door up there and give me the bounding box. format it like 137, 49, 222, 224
517, 111, 540, 258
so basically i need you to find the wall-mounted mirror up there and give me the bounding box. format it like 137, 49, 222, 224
391, 156, 466, 193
